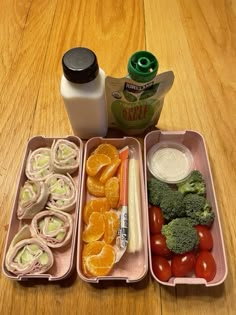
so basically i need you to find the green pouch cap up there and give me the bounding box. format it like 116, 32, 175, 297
128, 51, 158, 82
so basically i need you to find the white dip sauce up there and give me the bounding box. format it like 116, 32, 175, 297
150, 147, 190, 182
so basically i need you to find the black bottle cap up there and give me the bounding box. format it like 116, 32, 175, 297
62, 47, 99, 83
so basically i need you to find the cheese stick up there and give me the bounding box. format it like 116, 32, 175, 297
127, 157, 142, 253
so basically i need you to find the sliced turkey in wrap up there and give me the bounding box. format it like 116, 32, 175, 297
26, 147, 53, 181
31, 209, 73, 248
51, 139, 80, 174
17, 180, 49, 220
45, 174, 76, 212
5, 225, 54, 275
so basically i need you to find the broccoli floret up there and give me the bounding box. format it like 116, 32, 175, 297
161, 218, 199, 254
160, 190, 185, 221
147, 178, 171, 206
177, 170, 206, 195
183, 193, 215, 226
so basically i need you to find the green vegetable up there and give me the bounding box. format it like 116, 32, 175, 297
59, 145, 73, 159
14, 249, 24, 263
21, 190, 30, 202
56, 231, 66, 241
147, 178, 171, 206
183, 193, 215, 226
47, 217, 63, 233
37, 156, 50, 167
161, 218, 199, 254
160, 190, 185, 220
21, 249, 33, 265
28, 244, 40, 252
51, 182, 67, 194
38, 253, 49, 265
177, 170, 206, 195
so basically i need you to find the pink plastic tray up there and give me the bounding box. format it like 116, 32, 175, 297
144, 130, 228, 286
77, 137, 148, 283
2, 136, 83, 281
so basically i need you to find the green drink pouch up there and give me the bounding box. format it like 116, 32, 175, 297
105, 51, 174, 135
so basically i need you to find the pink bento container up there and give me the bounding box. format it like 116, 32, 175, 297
144, 130, 228, 286
2, 136, 83, 281
77, 137, 148, 283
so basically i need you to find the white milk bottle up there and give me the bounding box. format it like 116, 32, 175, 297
61, 47, 107, 139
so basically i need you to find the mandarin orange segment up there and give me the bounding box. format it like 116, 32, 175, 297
86, 154, 111, 177
105, 177, 120, 209
103, 211, 120, 244
87, 176, 105, 197
85, 244, 116, 276
99, 158, 121, 184
93, 144, 119, 160
82, 241, 104, 275
82, 212, 105, 243
83, 198, 110, 224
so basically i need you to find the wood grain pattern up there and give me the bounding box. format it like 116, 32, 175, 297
0, 0, 235, 314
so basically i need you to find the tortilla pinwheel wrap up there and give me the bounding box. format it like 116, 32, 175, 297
25, 148, 53, 181
5, 225, 54, 275
31, 210, 73, 248
51, 139, 80, 174
17, 180, 49, 220
45, 174, 77, 212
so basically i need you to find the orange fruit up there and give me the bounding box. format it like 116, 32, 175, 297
82, 212, 105, 243
99, 158, 121, 184
93, 144, 119, 161
86, 154, 111, 177
87, 176, 105, 197
85, 244, 116, 276
83, 198, 110, 224
105, 177, 120, 209
103, 211, 120, 244
82, 241, 104, 275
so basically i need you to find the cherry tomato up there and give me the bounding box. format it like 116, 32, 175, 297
149, 206, 164, 234
152, 256, 172, 281
150, 234, 171, 257
195, 225, 213, 251
171, 252, 196, 277
195, 251, 216, 281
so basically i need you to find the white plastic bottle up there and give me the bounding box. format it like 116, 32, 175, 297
61, 47, 108, 139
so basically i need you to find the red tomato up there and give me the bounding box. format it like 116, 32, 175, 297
195, 225, 213, 251
150, 234, 171, 257
149, 206, 164, 234
152, 256, 172, 282
195, 251, 216, 281
171, 252, 196, 277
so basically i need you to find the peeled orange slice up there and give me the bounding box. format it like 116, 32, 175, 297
103, 211, 120, 244
86, 154, 111, 177
92, 144, 119, 161
99, 158, 121, 184
82, 212, 105, 243
87, 176, 105, 197
83, 198, 110, 224
85, 244, 116, 276
105, 177, 120, 209
82, 241, 104, 275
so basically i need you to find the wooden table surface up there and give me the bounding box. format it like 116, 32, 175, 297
0, 0, 235, 314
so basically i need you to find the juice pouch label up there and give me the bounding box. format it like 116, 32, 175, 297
106, 71, 174, 135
